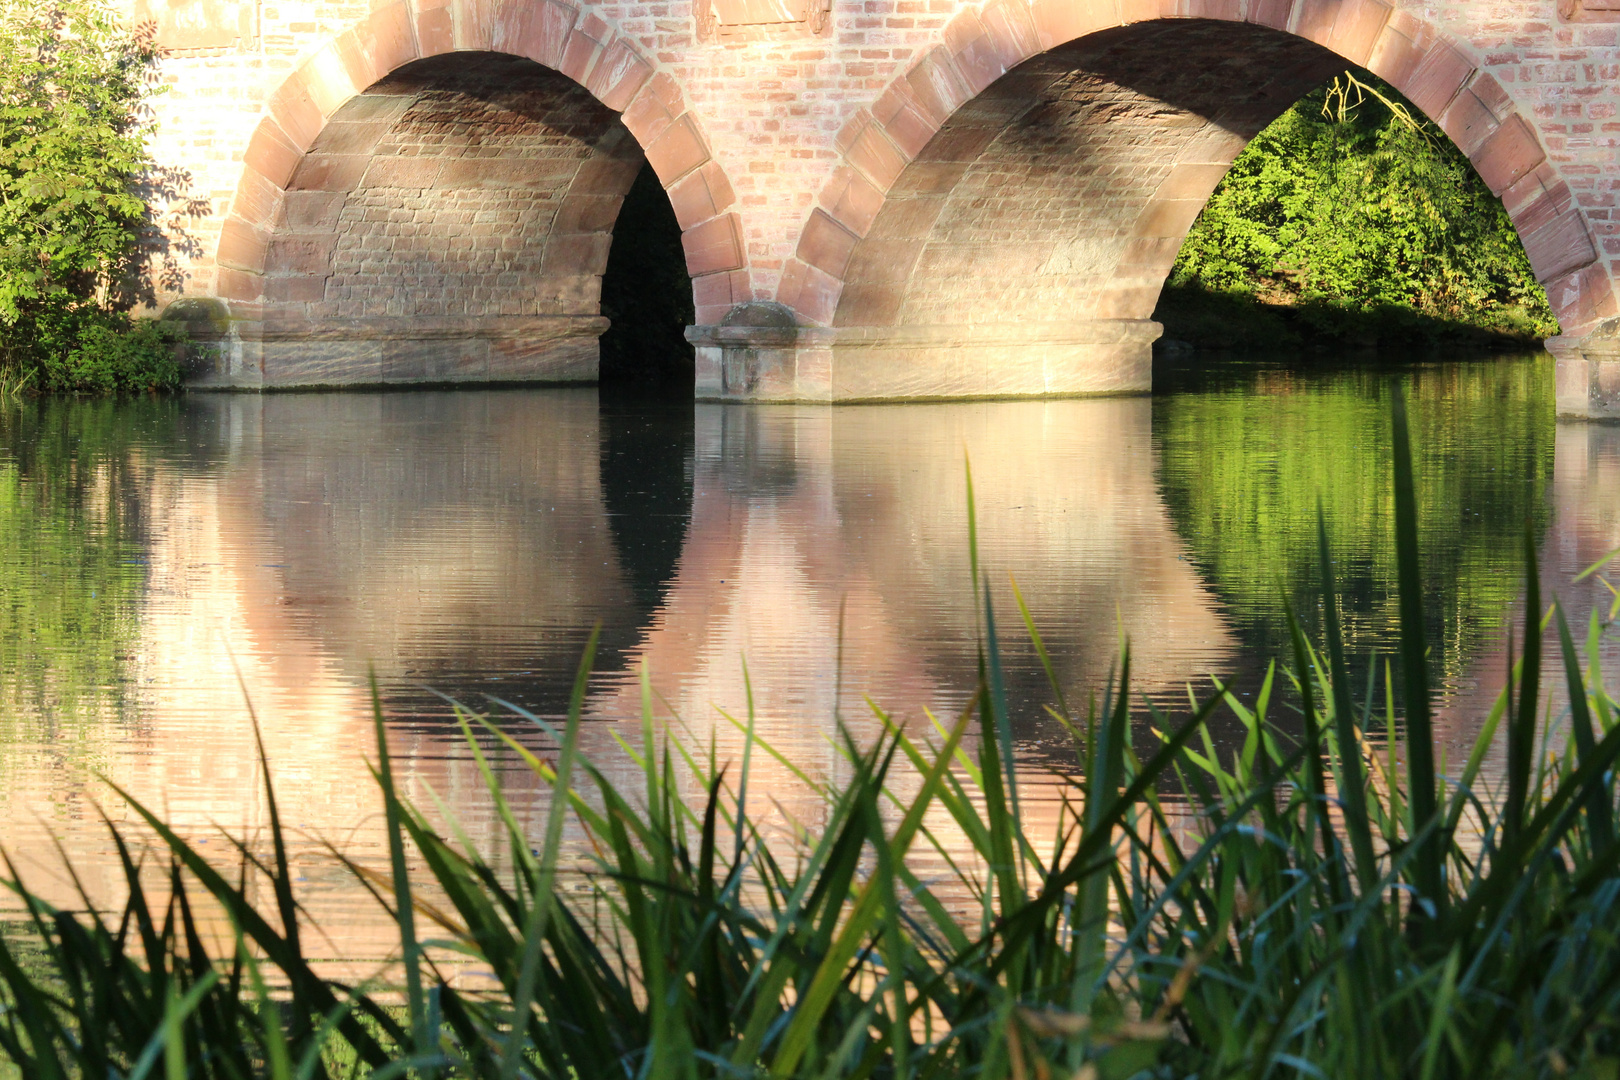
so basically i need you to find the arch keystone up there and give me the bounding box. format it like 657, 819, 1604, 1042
451, 0, 498, 50
412, 0, 455, 56
492, 0, 577, 67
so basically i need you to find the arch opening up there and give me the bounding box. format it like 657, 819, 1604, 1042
786, 15, 1610, 403
598, 162, 697, 392
255, 52, 684, 388
827, 21, 1354, 398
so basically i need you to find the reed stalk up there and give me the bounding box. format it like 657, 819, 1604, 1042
1, 395, 1618, 1079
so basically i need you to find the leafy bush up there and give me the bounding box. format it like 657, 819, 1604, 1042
0, 0, 180, 392
1159, 72, 1559, 349
33, 309, 181, 393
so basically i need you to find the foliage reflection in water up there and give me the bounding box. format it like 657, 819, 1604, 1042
0, 354, 1588, 958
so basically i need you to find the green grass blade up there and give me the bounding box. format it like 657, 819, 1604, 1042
1556, 602, 1616, 847
1318, 504, 1378, 890
1390, 385, 1443, 925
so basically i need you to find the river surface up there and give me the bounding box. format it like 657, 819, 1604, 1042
0, 352, 1613, 957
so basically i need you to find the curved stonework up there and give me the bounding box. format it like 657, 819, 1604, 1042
139, 0, 1620, 403
203, 0, 746, 386
756, 3, 1614, 401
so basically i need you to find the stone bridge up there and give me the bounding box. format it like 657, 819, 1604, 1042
136, 0, 1620, 412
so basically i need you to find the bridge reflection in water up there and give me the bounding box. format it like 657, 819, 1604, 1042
0, 370, 1594, 963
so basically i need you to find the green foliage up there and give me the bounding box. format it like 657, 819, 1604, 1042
1, 404, 1619, 1078
0, 0, 187, 393
0, 0, 159, 322
1161, 71, 1559, 348
33, 309, 182, 393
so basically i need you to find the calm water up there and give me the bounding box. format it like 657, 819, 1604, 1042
0, 352, 1612, 952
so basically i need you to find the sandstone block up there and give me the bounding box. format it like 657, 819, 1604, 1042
215, 267, 266, 303
1029, 0, 1117, 49
818, 166, 885, 237
1439, 73, 1510, 156
359, 4, 417, 78
231, 166, 285, 229
414, 5, 455, 56
1470, 114, 1546, 196
834, 280, 905, 324
621, 73, 681, 145
553, 193, 624, 233
451, 0, 497, 50
1328, 0, 1392, 65
1246, 0, 1294, 31
1521, 209, 1600, 283
291, 154, 375, 192
682, 213, 747, 276
796, 209, 860, 276
217, 217, 270, 274
847, 123, 909, 189
268, 73, 327, 152
243, 119, 305, 191
777, 257, 842, 325
587, 39, 653, 111
646, 114, 709, 183
692, 268, 753, 324
668, 161, 735, 228
978, 0, 1040, 69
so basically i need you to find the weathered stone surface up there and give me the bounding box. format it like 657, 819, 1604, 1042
136, 0, 1618, 403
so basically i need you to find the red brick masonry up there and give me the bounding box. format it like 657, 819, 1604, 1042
135, 0, 1620, 409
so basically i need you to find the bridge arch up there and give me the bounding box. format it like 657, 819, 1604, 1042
771, 0, 1613, 400
212, 1, 745, 386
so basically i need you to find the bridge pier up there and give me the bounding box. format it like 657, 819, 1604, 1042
190, 314, 605, 389
690, 318, 1159, 403
1558, 320, 1620, 421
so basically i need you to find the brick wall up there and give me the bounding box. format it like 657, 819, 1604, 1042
134, 0, 1620, 364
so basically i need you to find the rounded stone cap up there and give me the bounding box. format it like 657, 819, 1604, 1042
720, 301, 798, 329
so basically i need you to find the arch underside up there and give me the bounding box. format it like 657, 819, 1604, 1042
824, 21, 1344, 399
261, 54, 641, 386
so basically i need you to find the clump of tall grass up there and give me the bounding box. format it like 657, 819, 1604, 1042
2, 389, 1619, 1079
